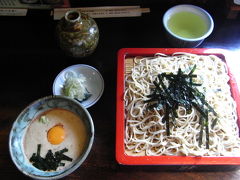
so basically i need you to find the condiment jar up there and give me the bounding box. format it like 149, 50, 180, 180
56, 10, 99, 58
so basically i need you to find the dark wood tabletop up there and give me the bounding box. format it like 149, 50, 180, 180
1, 0, 240, 179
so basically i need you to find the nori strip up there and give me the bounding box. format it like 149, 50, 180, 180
145, 65, 218, 149
29, 144, 73, 171
198, 117, 204, 147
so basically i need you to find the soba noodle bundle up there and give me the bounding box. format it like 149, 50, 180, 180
124, 53, 240, 156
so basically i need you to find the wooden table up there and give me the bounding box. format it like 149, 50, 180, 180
1, 1, 240, 179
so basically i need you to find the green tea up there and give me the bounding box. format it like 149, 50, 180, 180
167, 11, 208, 39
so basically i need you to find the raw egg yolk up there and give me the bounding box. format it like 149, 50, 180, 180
47, 124, 65, 145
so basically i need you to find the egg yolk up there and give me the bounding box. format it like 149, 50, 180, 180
47, 124, 65, 145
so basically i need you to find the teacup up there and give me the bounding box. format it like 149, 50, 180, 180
163, 4, 214, 48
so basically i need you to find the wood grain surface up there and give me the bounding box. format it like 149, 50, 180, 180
1, 0, 240, 179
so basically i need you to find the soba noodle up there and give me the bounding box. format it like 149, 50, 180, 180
124, 53, 240, 156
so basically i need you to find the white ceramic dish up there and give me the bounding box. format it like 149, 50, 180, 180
234, 0, 240, 5
53, 64, 104, 108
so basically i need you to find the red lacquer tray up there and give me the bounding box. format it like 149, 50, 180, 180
116, 48, 240, 165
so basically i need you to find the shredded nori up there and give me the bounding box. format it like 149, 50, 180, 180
29, 144, 73, 171
145, 65, 218, 149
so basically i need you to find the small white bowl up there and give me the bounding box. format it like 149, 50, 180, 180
163, 4, 214, 47
53, 64, 104, 108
